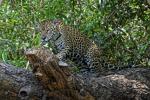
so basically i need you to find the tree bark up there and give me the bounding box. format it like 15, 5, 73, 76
0, 63, 44, 100
0, 47, 150, 100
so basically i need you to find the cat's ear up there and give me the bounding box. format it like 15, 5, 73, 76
53, 19, 63, 25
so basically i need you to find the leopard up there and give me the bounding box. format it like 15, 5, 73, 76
39, 19, 118, 73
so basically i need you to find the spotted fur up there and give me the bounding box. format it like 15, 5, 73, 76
40, 19, 116, 73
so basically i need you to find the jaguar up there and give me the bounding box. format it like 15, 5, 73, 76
40, 19, 117, 73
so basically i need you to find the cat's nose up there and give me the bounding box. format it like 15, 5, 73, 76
41, 36, 47, 45
42, 36, 46, 41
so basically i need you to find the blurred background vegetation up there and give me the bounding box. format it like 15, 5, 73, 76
0, 0, 149, 68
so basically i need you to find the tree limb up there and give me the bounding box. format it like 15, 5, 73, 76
0, 47, 150, 100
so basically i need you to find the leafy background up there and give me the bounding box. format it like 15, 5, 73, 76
0, 0, 150, 67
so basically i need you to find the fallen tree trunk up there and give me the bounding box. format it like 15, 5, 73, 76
0, 47, 150, 100
0, 63, 44, 100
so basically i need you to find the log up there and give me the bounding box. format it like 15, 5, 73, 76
0, 47, 150, 100
0, 63, 44, 100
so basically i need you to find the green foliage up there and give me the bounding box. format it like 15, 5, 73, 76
0, 0, 149, 67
